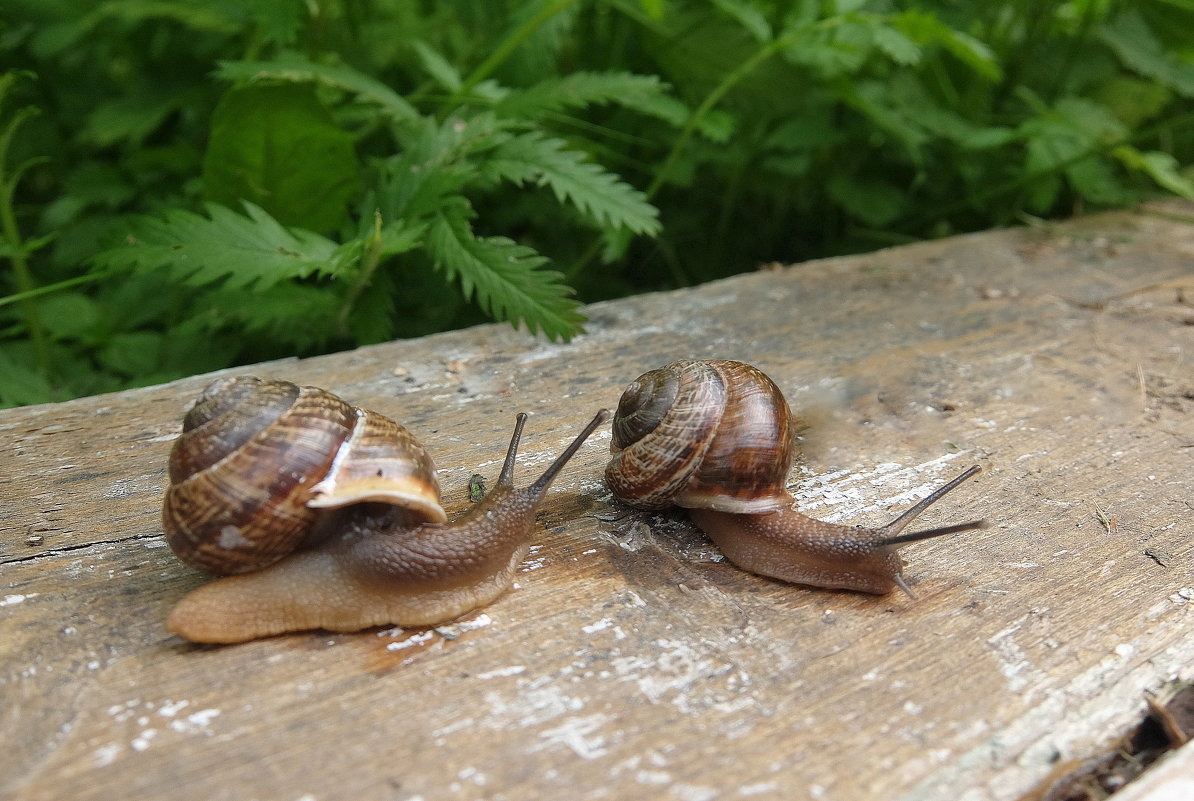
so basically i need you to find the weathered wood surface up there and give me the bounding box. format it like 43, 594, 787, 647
3, 200, 1193, 801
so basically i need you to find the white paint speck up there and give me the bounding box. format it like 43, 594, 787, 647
740, 782, 779, 796
476, 665, 526, 680
536, 713, 611, 759
387, 631, 435, 651
1, 594, 36, 607
637, 770, 672, 785
582, 618, 614, 634
131, 729, 157, 751
672, 784, 718, 801
169, 708, 220, 734
94, 744, 121, 767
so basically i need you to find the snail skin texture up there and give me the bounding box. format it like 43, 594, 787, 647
163, 375, 608, 643
605, 360, 986, 596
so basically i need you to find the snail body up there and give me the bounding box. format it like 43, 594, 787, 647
605, 360, 985, 596
164, 376, 607, 643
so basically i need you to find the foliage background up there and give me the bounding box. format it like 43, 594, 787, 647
2, 0, 1193, 406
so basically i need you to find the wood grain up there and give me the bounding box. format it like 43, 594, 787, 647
3, 201, 1193, 801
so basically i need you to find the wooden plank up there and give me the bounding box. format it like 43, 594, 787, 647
2, 201, 1193, 801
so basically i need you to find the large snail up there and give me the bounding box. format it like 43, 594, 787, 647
605, 360, 986, 596
163, 375, 607, 643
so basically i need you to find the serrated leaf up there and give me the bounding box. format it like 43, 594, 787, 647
483, 132, 660, 235
215, 57, 419, 121
494, 71, 670, 118
203, 84, 360, 232
92, 202, 343, 290
373, 116, 496, 221
426, 200, 584, 341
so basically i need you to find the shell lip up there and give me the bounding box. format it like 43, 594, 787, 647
306, 482, 448, 523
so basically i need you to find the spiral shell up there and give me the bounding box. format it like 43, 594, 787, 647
163, 375, 444, 575
605, 360, 794, 514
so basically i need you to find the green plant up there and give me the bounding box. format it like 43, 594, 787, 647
2, 0, 1192, 407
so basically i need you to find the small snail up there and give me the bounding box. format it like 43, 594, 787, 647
163, 375, 608, 643
605, 360, 986, 596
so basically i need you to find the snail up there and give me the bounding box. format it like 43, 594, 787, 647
163, 375, 608, 643
605, 360, 986, 596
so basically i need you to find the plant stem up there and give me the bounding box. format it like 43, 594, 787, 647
0, 99, 51, 384
645, 34, 791, 201
336, 211, 385, 335
451, 0, 580, 106
566, 28, 798, 283
0, 273, 102, 309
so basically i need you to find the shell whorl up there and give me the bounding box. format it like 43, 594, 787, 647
163, 376, 444, 575
605, 360, 794, 514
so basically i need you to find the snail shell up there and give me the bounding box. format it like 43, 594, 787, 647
607, 360, 794, 513
163, 375, 444, 574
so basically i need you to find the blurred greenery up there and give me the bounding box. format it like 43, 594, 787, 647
2, 0, 1192, 406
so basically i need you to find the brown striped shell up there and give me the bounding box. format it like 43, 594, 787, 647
163, 375, 444, 575
605, 360, 795, 514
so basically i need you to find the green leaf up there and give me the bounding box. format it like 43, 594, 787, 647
1099, 9, 1194, 97
872, 25, 921, 66
1065, 157, 1133, 206
196, 283, 342, 349
494, 71, 670, 118
100, 330, 165, 377
1094, 77, 1174, 129
0, 345, 55, 407
215, 57, 419, 121
411, 40, 463, 92
827, 174, 907, 227
426, 199, 584, 341
1114, 147, 1194, 199
483, 132, 661, 235
711, 0, 772, 42
372, 116, 495, 222
203, 84, 360, 232
92, 202, 343, 290
39, 292, 101, 341
892, 10, 1001, 82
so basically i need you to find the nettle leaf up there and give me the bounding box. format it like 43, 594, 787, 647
483, 132, 661, 235
93, 202, 344, 290
203, 83, 360, 232
426, 199, 584, 341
